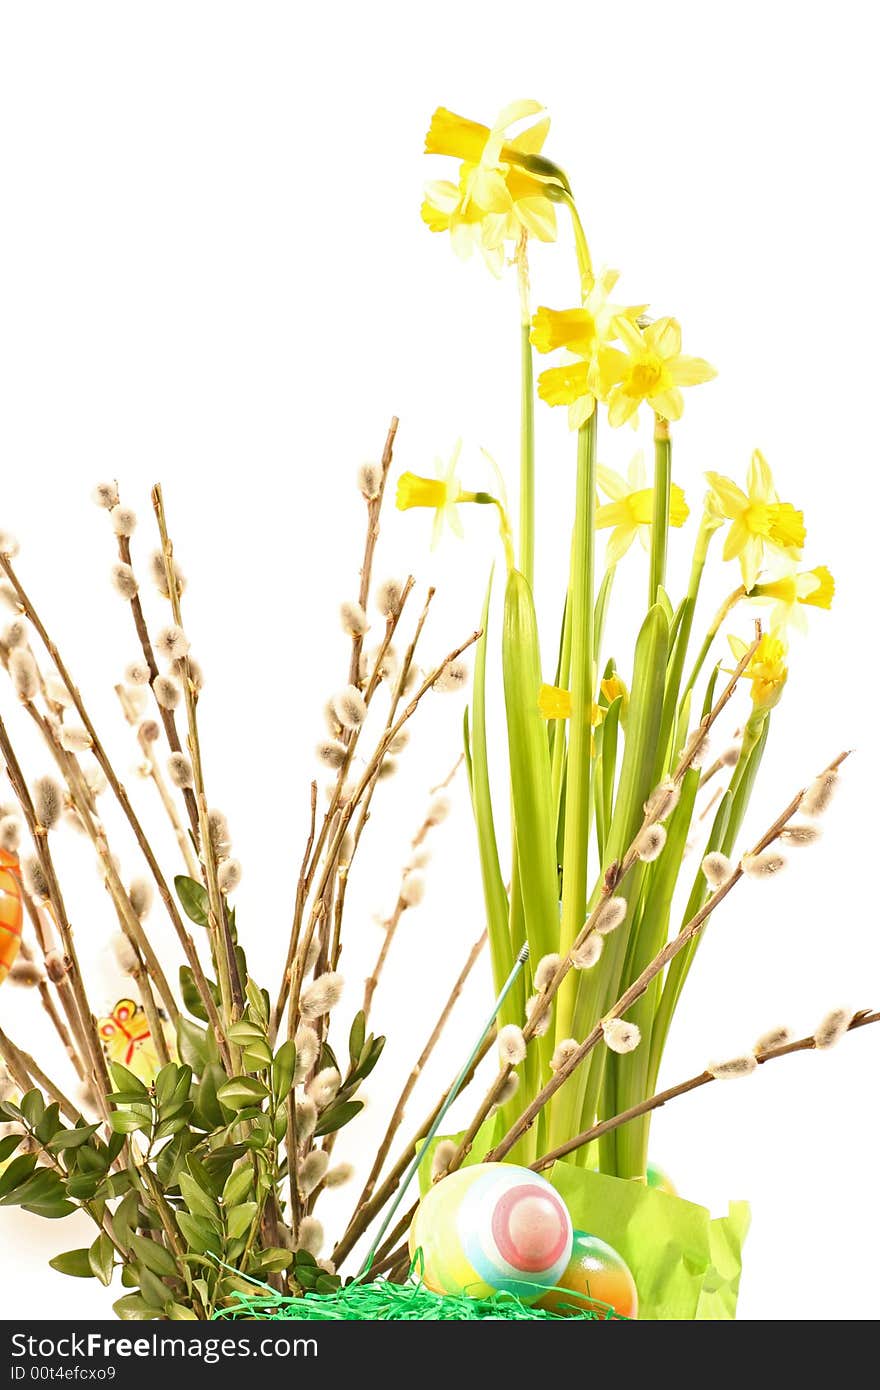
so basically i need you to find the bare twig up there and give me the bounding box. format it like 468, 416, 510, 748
355, 930, 486, 1214
152, 484, 244, 1023
116, 687, 200, 880
115, 529, 201, 846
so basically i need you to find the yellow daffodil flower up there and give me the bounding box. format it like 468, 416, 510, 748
538, 675, 628, 724
705, 450, 806, 590
595, 451, 690, 563
422, 101, 559, 273
747, 563, 834, 634
396, 441, 477, 546
532, 271, 645, 429
728, 630, 788, 710
601, 317, 717, 427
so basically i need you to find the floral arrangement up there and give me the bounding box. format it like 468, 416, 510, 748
0, 99, 874, 1323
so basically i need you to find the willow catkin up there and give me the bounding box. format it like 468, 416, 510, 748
217, 859, 242, 894
9, 648, 39, 701
602, 1018, 641, 1055
300, 972, 344, 1020
109, 506, 137, 538
431, 1140, 459, 1180
298, 1149, 330, 1196
813, 1007, 853, 1050
332, 685, 367, 730
155, 625, 190, 662
306, 1067, 341, 1109
534, 953, 561, 992
324, 1163, 354, 1189
296, 1217, 324, 1256
707, 1054, 758, 1080
754, 1025, 793, 1055
497, 1024, 527, 1066
594, 896, 628, 935
34, 777, 64, 830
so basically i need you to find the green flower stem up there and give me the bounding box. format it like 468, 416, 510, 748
562, 194, 594, 294
680, 580, 746, 711
549, 412, 597, 1144
516, 238, 535, 588
649, 417, 672, 605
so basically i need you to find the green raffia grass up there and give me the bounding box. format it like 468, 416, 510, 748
214, 1279, 625, 1321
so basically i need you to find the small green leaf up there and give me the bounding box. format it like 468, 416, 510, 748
109, 1063, 148, 1096
109, 1111, 147, 1135
130, 1234, 178, 1278
66, 1175, 101, 1201
252, 1247, 292, 1273
113, 1293, 156, 1321
314, 1099, 363, 1137
35, 1102, 61, 1145
242, 1041, 274, 1071
175, 875, 209, 926
227, 1021, 266, 1046
0, 1134, 21, 1164
178, 1172, 219, 1223
176, 1212, 221, 1256
88, 1233, 115, 1286
0, 1153, 38, 1198
272, 1041, 296, 1100
217, 1077, 269, 1111
222, 1165, 253, 1208
225, 1202, 257, 1241
153, 1113, 191, 1142
47, 1124, 101, 1154
348, 1011, 366, 1067
49, 1248, 94, 1279
167, 1303, 198, 1320
20, 1088, 45, 1129
111, 1190, 140, 1249
175, 1017, 217, 1074
245, 978, 269, 1029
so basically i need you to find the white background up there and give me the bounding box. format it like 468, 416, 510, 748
0, 1, 877, 1321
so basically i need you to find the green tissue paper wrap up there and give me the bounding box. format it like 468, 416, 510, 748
548, 1162, 749, 1320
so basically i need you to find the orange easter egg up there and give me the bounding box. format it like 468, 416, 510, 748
0, 850, 24, 987
537, 1229, 638, 1319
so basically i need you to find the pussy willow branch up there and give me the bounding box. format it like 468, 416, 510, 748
331, 1026, 496, 1269
152, 483, 244, 1022
115, 525, 201, 847
272, 578, 415, 1033
362, 772, 459, 1023
442, 634, 763, 1175
349, 416, 398, 691
116, 687, 201, 880
487, 749, 851, 1164
285, 628, 481, 1045
0, 551, 226, 1055
0, 714, 112, 1113
530, 1009, 880, 1171
346, 588, 436, 869
354, 930, 487, 1217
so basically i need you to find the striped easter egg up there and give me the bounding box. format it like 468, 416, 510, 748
409, 1162, 573, 1302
